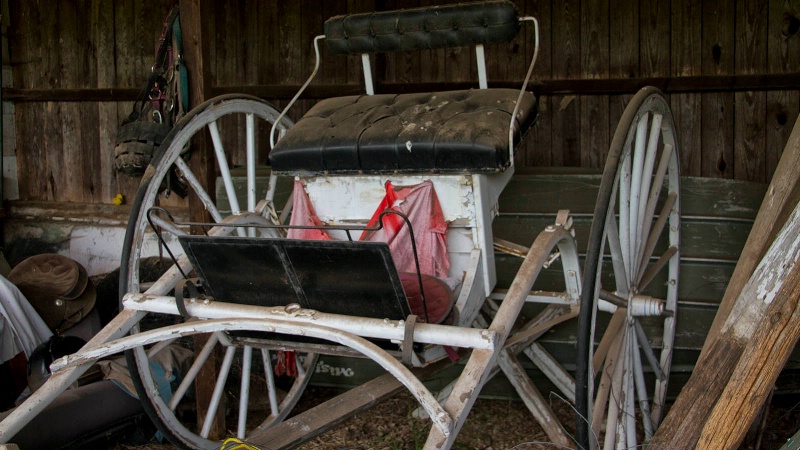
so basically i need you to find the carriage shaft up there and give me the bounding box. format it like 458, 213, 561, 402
122, 294, 499, 350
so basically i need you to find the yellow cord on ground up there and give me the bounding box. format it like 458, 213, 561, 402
220, 437, 261, 450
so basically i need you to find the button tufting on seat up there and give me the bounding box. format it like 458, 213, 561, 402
270, 89, 537, 175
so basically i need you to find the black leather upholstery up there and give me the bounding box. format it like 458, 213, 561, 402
269, 89, 537, 174
325, 0, 520, 54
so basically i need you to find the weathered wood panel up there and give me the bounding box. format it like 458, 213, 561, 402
701, 0, 736, 179
766, 0, 800, 183
10, 0, 173, 203
548, 0, 581, 168
6, 0, 800, 205
671, 0, 702, 176
608, 0, 638, 155
579, 0, 609, 169
734, 0, 769, 182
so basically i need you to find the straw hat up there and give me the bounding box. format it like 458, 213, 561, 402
8, 254, 96, 333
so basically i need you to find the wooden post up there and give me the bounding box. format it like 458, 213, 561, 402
698, 256, 800, 448
651, 118, 800, 448
651, 198, 800, 448
179, 0, 215, 227
179, 0, 225, 439
702, 114, 800, 356
650, 116, 800, 448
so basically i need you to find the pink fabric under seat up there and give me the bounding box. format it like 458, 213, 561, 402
287, 180, 455, 323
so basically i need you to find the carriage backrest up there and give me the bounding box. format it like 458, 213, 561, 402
324, 0, 523, 93
324, 1, 520, 54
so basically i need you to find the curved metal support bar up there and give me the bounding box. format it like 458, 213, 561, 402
122, 295, 499, 351
50, 318, 453, 437
270, 35, 326, 149
508, 16, 539, 167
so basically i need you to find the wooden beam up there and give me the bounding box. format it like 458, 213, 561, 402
697, 255, 800, 448
2, 88, 140, 102
219, 73, 800, 96
702, 114, 800, 355
650, 115, 800, 448
5, 73, 800, 103
651, 198, 800, 449
178, 0, 214, 226
179, 0, 223, 440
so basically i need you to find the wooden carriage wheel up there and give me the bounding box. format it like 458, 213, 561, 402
119, 96, 319, 449
575, 87, 681, 449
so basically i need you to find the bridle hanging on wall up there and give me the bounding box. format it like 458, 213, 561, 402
113, 5, 188, 183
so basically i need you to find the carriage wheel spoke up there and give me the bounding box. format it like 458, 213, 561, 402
592, 328, 624, 437
634, 114, 663, 266
245, 114, 258, 236
593, 311, 626, 376
638, 246, 677, 292
637, 191, 677, 282
169, 333, 221, 411
174, 157, 224, 223
201, 345, 237, 438
623, 325, 637, 449
633, 318, 665, 381
631, 326, 655, 439
652, 313, 677, 425
238, 346, 254, 439
619, 155, 633, 284
632, 114, 650, 279
603, 329, 628, 450
638, 143, 674, 265
209, 120, 240, 214
246, 114, 257, 212
604, 212, 629, 295
261, 349, 280, 417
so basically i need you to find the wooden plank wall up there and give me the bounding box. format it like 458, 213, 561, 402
6, 0, 800, 205
9, 0, 175, 203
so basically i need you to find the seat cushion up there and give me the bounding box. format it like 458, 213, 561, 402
400, 272, 455, 324
269, 88, 537, 174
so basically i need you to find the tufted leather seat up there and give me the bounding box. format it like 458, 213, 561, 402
270, 88, 537, 175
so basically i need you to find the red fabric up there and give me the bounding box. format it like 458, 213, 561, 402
360, 181, 450, 279
286, 181, 457, 324
287, 180, 332, 241
288, 180, 450, 280
274, 350, 298, 378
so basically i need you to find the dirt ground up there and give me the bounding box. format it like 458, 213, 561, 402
116, 385, 800, 450
294, 387, 800, 450
294, 387, 575, 450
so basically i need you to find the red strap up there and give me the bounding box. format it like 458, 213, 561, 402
274, 350, 299, 377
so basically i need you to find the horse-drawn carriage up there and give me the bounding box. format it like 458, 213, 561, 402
0, 2, 681, 449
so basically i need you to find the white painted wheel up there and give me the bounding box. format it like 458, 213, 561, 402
119, 96, 318, 449
576, 87, 680, 449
